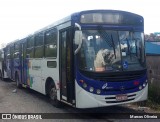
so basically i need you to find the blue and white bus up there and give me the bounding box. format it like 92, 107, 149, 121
0, 10, 147, 108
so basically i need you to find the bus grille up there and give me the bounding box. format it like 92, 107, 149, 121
105, 94, 136, 103
80, 69, 146, 82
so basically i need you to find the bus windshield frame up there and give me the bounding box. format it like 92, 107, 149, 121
78, 29, 145, 72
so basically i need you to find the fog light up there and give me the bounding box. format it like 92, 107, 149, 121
83, 83, 87, 88
89, 87, 94, 92
139, 85, 142, 90
96, 89, 101, 94
143, 83, 146, 87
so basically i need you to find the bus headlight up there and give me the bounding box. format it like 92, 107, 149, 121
139, 85, 142, 90
89, 87, 94, 92
143, 83, 146, 87
96, 89, 101, 94
83, 83, 87, 88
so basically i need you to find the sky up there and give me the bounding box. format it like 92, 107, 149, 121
0, 0, 159, 47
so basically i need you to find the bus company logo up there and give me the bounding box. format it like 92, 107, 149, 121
102, 83, 108, 89
102, 83, 113, 90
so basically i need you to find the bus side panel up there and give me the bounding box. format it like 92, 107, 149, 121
41, 58, 60, 96
25, 58, 60, 96
28, 59, 43, 93
22, 58, 30, 86
25, 59, 36, 90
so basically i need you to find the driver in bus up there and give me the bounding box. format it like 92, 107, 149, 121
94, 49, 114, 72
94, 35, 114, 71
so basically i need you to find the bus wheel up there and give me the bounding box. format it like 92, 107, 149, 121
49, 83, 61, 107
16, 74, 22, 88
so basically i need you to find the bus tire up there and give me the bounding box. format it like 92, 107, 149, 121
49, 82, 61, 108
16, 74, 22, 88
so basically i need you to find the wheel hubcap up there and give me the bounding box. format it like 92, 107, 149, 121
50, 87, 57, 101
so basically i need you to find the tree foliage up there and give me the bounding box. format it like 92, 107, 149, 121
145, 33, 160, 41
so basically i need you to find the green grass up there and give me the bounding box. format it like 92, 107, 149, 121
145, 99, 160, 111
146, 84, 160, 111
136, 84, 160, 112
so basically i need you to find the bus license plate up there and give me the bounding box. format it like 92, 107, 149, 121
116, 94, 127, 101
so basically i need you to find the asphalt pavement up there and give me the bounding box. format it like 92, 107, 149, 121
0, 79, 159, 122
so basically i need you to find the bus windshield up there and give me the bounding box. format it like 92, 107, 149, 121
78, 30, 145, 72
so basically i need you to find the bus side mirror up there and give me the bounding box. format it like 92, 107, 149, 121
74, 30, 82, 54
74, 30, 82, 45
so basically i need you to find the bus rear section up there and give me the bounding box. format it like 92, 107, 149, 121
0, 48, 8, 80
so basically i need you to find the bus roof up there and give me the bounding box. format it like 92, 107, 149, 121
5, 9, 143, 46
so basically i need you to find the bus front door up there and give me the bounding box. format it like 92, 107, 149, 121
59, 29, 75, 105
21, 43, 27, 85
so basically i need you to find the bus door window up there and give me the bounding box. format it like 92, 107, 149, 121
60, 28, 74, 103
60, 31, 67, 100
22, 41, 27, 85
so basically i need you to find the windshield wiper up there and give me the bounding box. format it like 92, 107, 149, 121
132, 37, 138, 57
126, 38, 131, 59
111, 35, 116, 59
97, 28, 117, 59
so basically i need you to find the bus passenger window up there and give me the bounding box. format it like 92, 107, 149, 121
34, 33, 44, 58
26, 36, 34, 58
45, 29, 57, 58
14, 43, 20, 58
10, 46, 14, 59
